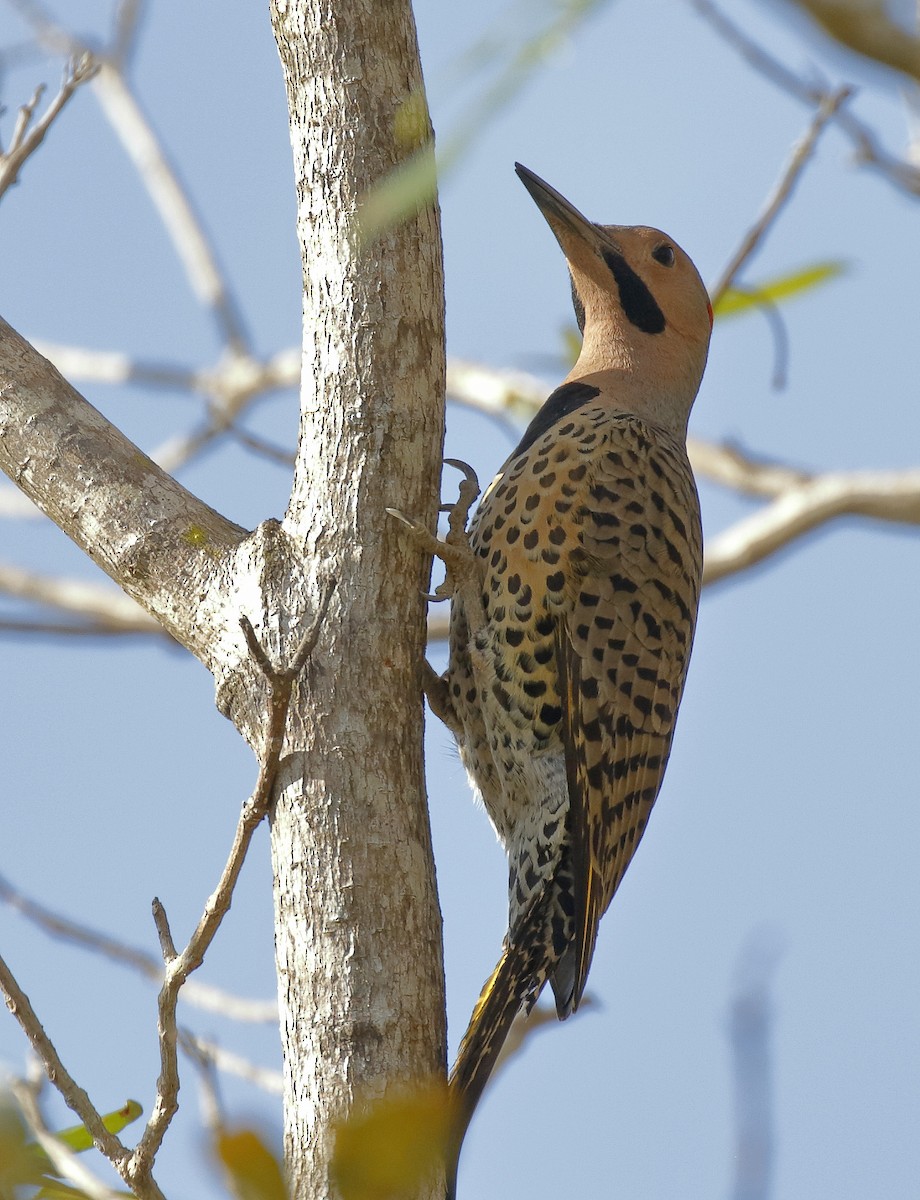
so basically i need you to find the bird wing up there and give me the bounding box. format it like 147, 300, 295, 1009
555, 419, 702, 1013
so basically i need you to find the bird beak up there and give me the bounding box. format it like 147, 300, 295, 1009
514, 162, 604, 254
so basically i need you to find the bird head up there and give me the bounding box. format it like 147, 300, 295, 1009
515, 163, 712, 434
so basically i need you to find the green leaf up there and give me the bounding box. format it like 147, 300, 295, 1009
713, 260, 846, 319
55, 1099, 142, 1153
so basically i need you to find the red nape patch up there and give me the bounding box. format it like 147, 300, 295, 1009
707, 300, 714, 327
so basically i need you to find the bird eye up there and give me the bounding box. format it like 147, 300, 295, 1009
652, 243, 675, 267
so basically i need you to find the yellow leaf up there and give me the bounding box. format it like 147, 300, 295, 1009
331, 1082, 453, 1200
356, 147, 438, 246
216, 1127, 288, 1200
713, 260, 846, 319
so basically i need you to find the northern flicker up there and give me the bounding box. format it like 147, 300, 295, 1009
396, 163, 712, 1192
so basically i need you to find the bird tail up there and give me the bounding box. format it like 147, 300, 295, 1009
445, 923, 548, 1198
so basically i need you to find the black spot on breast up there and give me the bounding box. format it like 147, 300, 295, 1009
510, 381, 601, 457
602, 249, 666, 334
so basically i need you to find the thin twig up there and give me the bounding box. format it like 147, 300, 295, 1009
689, 0, 920, 196
6, 0, 250, 353
91, 63, 250, 355
10, 1080, 126, 1200
32, 340, 202, 392
0, 582, 334, 1194
127, 579, 336, 1183
180, 1029, 284, 1095
0, 871, 277, 1021
111, 0, 148, 71
710, 87, 851, 305
688, 438, 813, 497
0, 54, 98, 200
177, 1028, 225, 1135
0, 562, 162, 632
0, 954, 132, 1173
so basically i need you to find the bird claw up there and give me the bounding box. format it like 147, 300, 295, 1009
442, 458, 481, 540
387, 459, 484, 604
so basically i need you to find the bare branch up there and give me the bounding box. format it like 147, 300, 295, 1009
6, 0, 250, 353
128, 580, 335, 1181
427, 609, 450, 643
0, 54, 98, 201
10, 1080, 126, 1200
688, 438, 812, 497
176, 1028, 225, 1137
689, 0, 920, 196
0, 870, 277, 1021
710, 87, 851, 306
0, 562, 162, 633
111, 0, 148, 70
492, 996, 596, 1083
0, 319, 246, 660
0, 617, 154, 637
446, 358, 547, 435
0, 954, 133, 1176
704, 467, 920, 584
179, 1030, 284, 1095
31, 340, 202, 392
25, 341, 301, 473
90, 63, 250, 355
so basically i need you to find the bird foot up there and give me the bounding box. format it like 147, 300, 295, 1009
388, 459, 485, 736
386, 457, 483, 604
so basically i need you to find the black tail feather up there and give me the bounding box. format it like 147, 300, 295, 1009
445, 918, 549, 1199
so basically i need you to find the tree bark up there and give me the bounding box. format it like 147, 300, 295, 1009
0, 0, 447, 1193
269, 1, 447, 1197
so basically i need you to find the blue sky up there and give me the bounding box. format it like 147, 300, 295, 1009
1, 2, 919, 1197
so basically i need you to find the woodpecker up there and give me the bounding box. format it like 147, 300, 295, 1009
434, 163, 713, 1182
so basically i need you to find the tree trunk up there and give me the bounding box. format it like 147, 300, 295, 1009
268, 1, 448, 1196
0, 1, 447, 1193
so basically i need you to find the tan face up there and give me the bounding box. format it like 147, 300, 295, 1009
515, 164, 712, 418
573, 223, 713, 348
